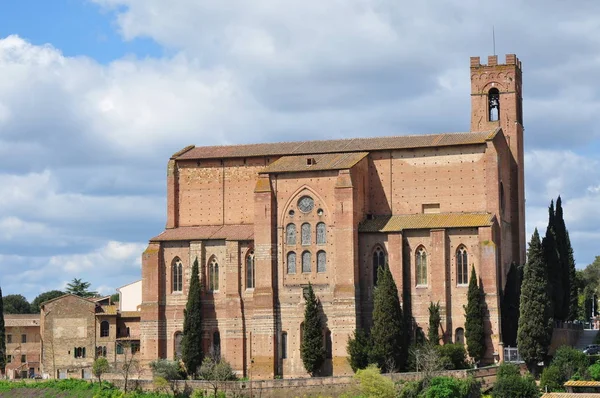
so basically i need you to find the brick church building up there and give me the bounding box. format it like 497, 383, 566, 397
140, 54, 526, 379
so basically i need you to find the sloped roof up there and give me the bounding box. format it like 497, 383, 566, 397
120, 311, 141, 318
259, 152, 368, 174
176, 130, 498, 161
359, 212, 494, 233
542, 394, 600, 398
97, 305, 118, 315
564, 381, 600, 387
151, 224, 254, 242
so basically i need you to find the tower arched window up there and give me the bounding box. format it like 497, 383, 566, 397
317, 251, 326, 273
174, 332, 183, 360
172, 258, 183, 292
316, 222, 326, 245
301, 223, 311, 246
208, 257, 219, 292
286, 223, 296, 245
325, 329, 332, 359
455, 328, 465, 345
246, 250, 255, 289
302, 251, 311, 273
213, 331, 221, 358
488, 87, 500, 121
416, 247, 428, 286
287, 251, 296, 274
100, 321, 109, 337
456, 246, 469, 285
372, 246, 386, 286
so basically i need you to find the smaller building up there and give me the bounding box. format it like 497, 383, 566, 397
40, 294, 141, 379
117, 280, 142, 312
4, 314, 41, 379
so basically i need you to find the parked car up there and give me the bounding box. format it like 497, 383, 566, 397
583, 346, 600, 355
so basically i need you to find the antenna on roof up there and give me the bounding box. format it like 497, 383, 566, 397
493, 26, 496, 56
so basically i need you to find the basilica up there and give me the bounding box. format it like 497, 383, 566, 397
139, 54, 526, 378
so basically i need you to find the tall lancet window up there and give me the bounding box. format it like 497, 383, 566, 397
488, 88, 500, 121
286, 223, 296, 245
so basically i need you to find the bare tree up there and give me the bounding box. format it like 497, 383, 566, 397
115, 341, 140, 393
198, 349, 237, 397
409, 343, 448, 382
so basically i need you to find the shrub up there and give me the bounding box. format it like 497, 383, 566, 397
589, 362, 600, 381
436, 343, 470, 370
549, 346, 590, 385
496, 362, 521, 380
347, 329, 372, 372
396, 380, 423, 398
540, 365, 564, 392
150, 359, 186, 381
492, 374, 539, 398
420, 377, 481, 398
353, 364, 396, 398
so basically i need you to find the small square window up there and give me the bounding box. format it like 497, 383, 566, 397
6, 335, 12, 344
21, 334, 27, 344
21, 354, 26, 363
6, 356, 11, 363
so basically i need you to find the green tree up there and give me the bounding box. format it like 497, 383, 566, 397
428, 302, 441, 345
518, 229, 553, 376
3, 294, 32, 314
369, 264, 404, 372
353, 365, 396, 398
566, 231, 579, 321
300, 283, 325, 376
543, 201, 564, 320
110, 293, 120, 304
30, 290, 64, 313
464, 266, 485, 363
182, 257, 203, 377
65, 278, 98, 298
92, 357, 110, 383
198, 355, 237, 397
347, 329, 372, 372
0, 288, 5, 375
555, 196, 578, 321
501, 262, 523, 347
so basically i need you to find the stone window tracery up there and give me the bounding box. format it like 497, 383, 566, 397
456, 246, 468, 285
302, 251, 311, 273
208, 257, 219, 292
301, 223, 311, 246
286, 223, 296, 245
298, 196, 314, 213
172, 258, 183, 293
316, 222, 326, 245
246, 250, 255, 289
317, 250, 326, 273
372, 246, 386, 286
174, 332, 183, 360
416, 247, 428, 286
287, 251, 296, 274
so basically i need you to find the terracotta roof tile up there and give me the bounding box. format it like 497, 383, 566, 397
151, 224, 254, 242
260, 152, 368, 174
177, 130, 498, 160
359, 212, 494, 233
542, 394, 600, 398
97, 305, 118, 315
564, 381, 600, 387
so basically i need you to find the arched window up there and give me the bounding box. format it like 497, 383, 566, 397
100, 321, 109, 337
317, 250, 326, 273
488, 88, 500, 121
208, 257, 219, 292
301, 223, 311, 245
213, 331, 221, 357
174, 332, 183, 360
281, 332, 288, 359
287, 251, 296, 274
499, 181, 505, 214
172, 258, 183, 292
316, 222, 326, 245
372, 246, 386, 286
325, 330, 332, 359
456, 246, 469, 285
416, 247, 428, 286
302, 251, 311, 273
455, 328, 465, 345
246, 250, 255, 289
286, 223, 296, 245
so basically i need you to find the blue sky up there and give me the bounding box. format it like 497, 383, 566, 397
0, 0, 599, 301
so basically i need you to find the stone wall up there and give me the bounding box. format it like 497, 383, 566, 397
548, 323, 583, 356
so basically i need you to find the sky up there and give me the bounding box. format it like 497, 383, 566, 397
0, 0, 599, 301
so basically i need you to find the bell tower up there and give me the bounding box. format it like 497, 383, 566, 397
470, 54, 525, 264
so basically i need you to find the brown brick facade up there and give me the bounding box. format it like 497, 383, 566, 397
141, 54, 526, 378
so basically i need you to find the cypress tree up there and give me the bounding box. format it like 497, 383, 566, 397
182, 257, 203, 377
464, 266, 486, 363
300, 283, 325, 376
555, 196, 572, 320
501, 262, 523, 347
0, 288, 5, 375
428, 302, 441, 345
544, 201, 564, 320
369, 264, 404, 372
518, 229, 553, 376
